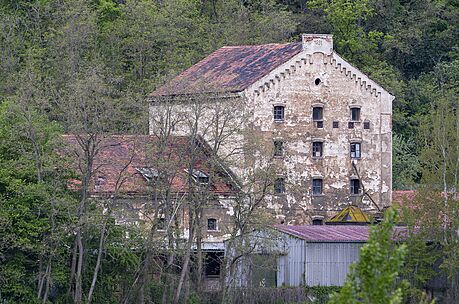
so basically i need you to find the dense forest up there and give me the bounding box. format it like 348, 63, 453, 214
1, 0, 458, 303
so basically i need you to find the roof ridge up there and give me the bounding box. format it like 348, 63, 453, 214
221, 42, 299, 48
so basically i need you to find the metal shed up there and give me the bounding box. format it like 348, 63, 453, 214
228, 226, 370, 287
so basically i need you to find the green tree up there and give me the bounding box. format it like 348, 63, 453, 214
329, 209, 407, 304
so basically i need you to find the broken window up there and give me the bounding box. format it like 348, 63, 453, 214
136, 167, 159, 181
273, 106, 284, 121
350, 107, 360, 121
333, 121, 339, 128
312, 107, 323, 121
273, 140, 284, 157
207, 218, 217, 231
274, 178, 285, 194
191, 169, 209, 184
350, 179, 360, 195
350, 142, 361, 159
312, 179, 323, 195
312, 142, 323, 158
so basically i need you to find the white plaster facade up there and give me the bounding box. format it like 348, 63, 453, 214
149, 34, 394, 224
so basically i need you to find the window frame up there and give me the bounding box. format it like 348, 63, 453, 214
273, 140, 284, 157
312, 141, 323, 158
350, 179, 361, 195
312, 178, 323, 195
312, 106, 323, 121
273, 105, 285, 121
350, 142, 361, 159
350, 107, 361, 122
274, 177, 286, 194
207, 218, 218, 231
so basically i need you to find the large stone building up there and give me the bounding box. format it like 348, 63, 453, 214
149, 34, 394, 225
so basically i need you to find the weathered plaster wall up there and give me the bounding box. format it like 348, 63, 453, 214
149, 35, 393, 225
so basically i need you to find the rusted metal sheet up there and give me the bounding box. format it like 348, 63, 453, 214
151, 43, 302, 96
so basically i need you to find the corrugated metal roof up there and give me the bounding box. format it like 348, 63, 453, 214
150, 42, 302, 97
274, 225, 369, 242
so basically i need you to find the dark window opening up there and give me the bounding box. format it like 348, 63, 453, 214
312, 218, 323, 225
333, 121, 339, 128
273, 106, 285, 121
350, 179, 360, 195
157, 218, 166, 230
364, 121, 370, 129
205, 251, 224, 277
274, 140, 284, 157
316, 121, 324, 128
312, 107, 323, 121
207, 218, 217, 231
312, 142, 323, 158
350, 142, 361, 159
348, 122, 354, 129
274, 178, 285, 194
312, 179, 323, 195
350, 108, 360, 121
314, 78, 321, 85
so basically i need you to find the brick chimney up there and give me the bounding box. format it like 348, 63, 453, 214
302, 34, 333, 55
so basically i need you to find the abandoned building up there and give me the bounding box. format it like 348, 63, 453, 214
63, 134, 238, 287
149, 34, 394, 224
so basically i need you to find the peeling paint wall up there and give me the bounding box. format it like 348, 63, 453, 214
149, 35, 393, 225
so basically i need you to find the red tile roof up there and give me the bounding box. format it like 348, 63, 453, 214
62, 135, 235, 195
150, 42, 302, 97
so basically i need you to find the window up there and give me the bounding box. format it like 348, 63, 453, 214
314, 78, 321, 85
312, 142, 323, 158
207, 218, 217, 231
350, 179, 360, 195
312, 107, 323, 121
348, 122, 354, 129
312, 179, 323, 195
157, 218, 166, 230
350, 142, 361, 159
274, 140, 284, 157
316, 121, 324, 128
364, 121, 370, 129
136, 167, 159, 181
191, 169, 209, 184
274, 178, 285, 194
312, 218, 323, 225
350, 107, 360, 121
333, 121, 339, 128
273, 106, 284, 121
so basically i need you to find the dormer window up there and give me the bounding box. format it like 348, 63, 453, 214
350, 107, 360, 121
273, 106, 285, 121
191, 169, 209, 184
136, 167, 159, 181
